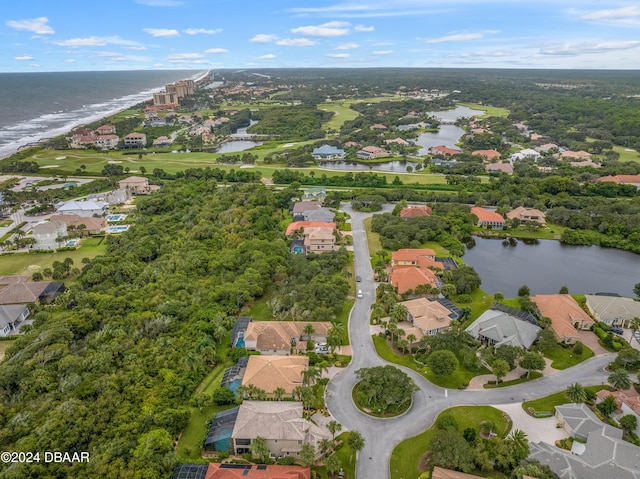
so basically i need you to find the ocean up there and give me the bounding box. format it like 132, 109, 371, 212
0, 70, 205, 158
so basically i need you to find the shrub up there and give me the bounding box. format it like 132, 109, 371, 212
218, 451, 229, 460
456, 294, 472, 304
573, 342, 584, 355
276, 457, 295, 465
436, 414, 458, 430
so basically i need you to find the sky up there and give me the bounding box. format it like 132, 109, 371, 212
2, 0, 640, 72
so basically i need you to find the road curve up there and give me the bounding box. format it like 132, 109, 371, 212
325, 203, 615, 479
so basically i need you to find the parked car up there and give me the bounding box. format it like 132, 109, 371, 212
356, 275, 361, 282
610, 327, 624, 335
357, 290, 363, 299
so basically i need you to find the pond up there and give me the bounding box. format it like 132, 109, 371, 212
427, 105, 485, 122
317, 160, 424, 173
415, 124, 466, 155
462, 236, 640, 298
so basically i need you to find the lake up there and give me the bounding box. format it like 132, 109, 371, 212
415, 124, 466, 155
462, 236, 640, 298
427, 105, 485, 122
217, 121, 263, 153
317, 160, 423, 172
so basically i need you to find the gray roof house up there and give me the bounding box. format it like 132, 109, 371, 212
312, 145, 345, 160
302, 208, 335, 223
0, 304, 30, 337
32, 220, 68, 251
465, 308, 541, 349
231, 401, 329, 459
56, 200, 108, 218
529, 402, 640, 479
291, 201, 321, 215
585, 295, 640, 329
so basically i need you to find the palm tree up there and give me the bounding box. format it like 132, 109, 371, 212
407, 333, 417, 346
508, 429, 529, 452
325, 454, 341, 476
318, 438, 333, 456
302, 323, 315, 341
273, 387, 286, 401
390, 303, 408, 324
609, 369, 632, 391
631, 317, 640, 343
347, 431, 365, 462
327, 420, 342, 440
329, 320, 344, 339
371, 303, 386, 323
302, 366, 322, 386
565, 382, 587, 403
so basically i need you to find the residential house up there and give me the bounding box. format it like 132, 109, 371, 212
585, 295, 640, 329
369, 123, 387, 130
123, 132, 147, 149
390, 266, 440, 295
302, 227, 336, 254
291, 201, 320, 215
171, 463, 311, 479
118, 176, 160, 194
302, 208, 335, 223
598, 174, 640, 189
596, 389, 640, 435
570, 159, 601, 168
241, 356, 308, 396
56, 200, 108, 218
561, 150, 592, 161
285, 221, 335, 237
430, 145, 460, 157
506, 206, 547, 225
244, 321, 331, 355
470, 207, 505, 230
49, 214, 106, 235
392, 248, 437, 263
0, 277, 64, 306
400, 205, 432, 218
87, 189, 130, 205
32, 220, 68, 251
385, 138, 409, 146
356, 146, 388, 160
532, 294, 594, 344
69, 134, 98, 149
152, 136, 172, 147
230, 401, 329, 458
300, 187, 326, 201
0, 304, 30, 337
311, 145, 345, 160
401, 298, 456, 336
344, 141, 359, 147
529, 402, 640, 479
95, 125, 116, 135
465, 308, 541, 349
94, 135, 119, 150
485, 162, 513, 175
510, 149, 540, 162
431, 467, 486, 479
202, 132, 216, 144
472, 149, 501, 161
534, 143, 558, 153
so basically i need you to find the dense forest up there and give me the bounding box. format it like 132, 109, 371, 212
0, 180, 291, 478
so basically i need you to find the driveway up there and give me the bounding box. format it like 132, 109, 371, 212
325, 203, 616, 479
492, 402, 568, 444
576, 329, 608, 355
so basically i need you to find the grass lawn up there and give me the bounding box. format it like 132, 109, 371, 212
335, 299, 354, 345
458, 103, 510, 118
0, 236, 107, 277
318, 101, 360, 131
420, 241, 451, 256
544, 343, 594, 370
522, 385, 608, 416
508, 223, 567, 240
314, 431, 356, 479
483, 372, 543, 388
363, 217, 383, 258
372, 335, 489, 389
460, 288, 494, 322
243, 294, 273, 321
390, 406, 511, 479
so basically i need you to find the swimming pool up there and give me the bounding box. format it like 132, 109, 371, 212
106, 214, 127, 222
105, 225, 130, 234
65, 239, 80, 247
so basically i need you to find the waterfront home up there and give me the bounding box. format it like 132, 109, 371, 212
465, 307, 541, 349
312, 144, 345, 160
470, 207, 505, 230
170, 463, 311, 479
585, 295, 640, 328
356, 145, 388, 160
506, 206, 546, 225
123, 132, 147, 149
531, 294, 594, 344
430, 145, 460, 157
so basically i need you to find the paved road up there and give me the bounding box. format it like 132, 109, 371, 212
325, 203, 615, 479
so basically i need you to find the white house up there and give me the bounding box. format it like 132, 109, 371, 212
32, 221, 68, 251
0, 304, 30, 336
510, 148, 540, 162
56, 200, 108, 218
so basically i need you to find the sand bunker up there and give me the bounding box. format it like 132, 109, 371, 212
55, 156, 67, 160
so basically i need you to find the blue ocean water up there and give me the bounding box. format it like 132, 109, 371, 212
0, 70, 205, 157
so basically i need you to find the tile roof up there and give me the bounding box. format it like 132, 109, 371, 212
485, 162, 513, 175
585, 295, 640, 324
472, 149, 501, 159
291, 201, 321, 214
400, 205, 432, 218
432, 467, 485, 479
532, 294, 593, 340
204, 463, 310, 479
390, 266, 439, 294
598, 174, 640, 186
465, 309, 541, 349
470, 207, 505, 224
401, 298, 454, 334
430, 145, 461, 156
505, 206, 546, 223
242, 356, 308, 394
285, 221, 335, 236
391, 248, 437, 262
245, 321, 330, 351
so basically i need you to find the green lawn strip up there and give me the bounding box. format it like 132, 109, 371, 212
461, 288, 494, 322
314, 431, 356, 479
372, 335, 488, 388
420, 241, 451, 256
318, 102, 360, 131
457, 103, 510, 118
390, 406, 511, 479
0, 236, 107, 276
507, 223, 567, 240
177, 360, 235, 462
522, 385, 609, 416
483, 371, 543, 389
544, 343, 594, 370
335, 299, 354, 346
363, 217, 383, 259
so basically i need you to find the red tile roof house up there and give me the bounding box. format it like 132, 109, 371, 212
472, 149, 501, 161
369, 123, 388, 130
485, 161, 513, 175
95, 125, 116, 135
506, 206, 546, 225
430, 145, 461, 157
389, 249, 444, 294
597, 174, 640, 189
532, 294, 594, 344
356, 145, 388, 160
205, 463, 310, 479
470, 207, 505, 230
400, 205, 432, 218
285, 221, 336, 236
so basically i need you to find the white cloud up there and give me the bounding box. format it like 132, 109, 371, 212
276, 38, 317, 46
327, 53, 350, 58
184, 28, 222, 35
354, 24, 374, 32
257, 54, 276, 59
336, 42, 359, 50
372, 42, 393, 46
52, 36, 141, 47
96, 52, 123, 57
167, 53, 205, 62
127, 46, 148, 51
65, 59, 76, 63
6, 17, 54, 35
539, 40, 640, 56
288, 4, 438, 19
426, 30, 500, 43
14, 54, 34, 61
291, 21, 349, 37
29, 63, 40, 67
205, 48, 229, 54
251, 33, 279, 43
136, 0, 184, 6
373, 50, 393, 55
143, 28, 180, 37
580, 6, 640, 24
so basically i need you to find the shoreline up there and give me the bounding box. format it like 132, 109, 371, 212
0, 70, 209, 162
